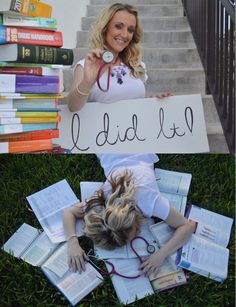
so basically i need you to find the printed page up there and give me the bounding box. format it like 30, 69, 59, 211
42, 261, 103, 306
149, 256, 180, 281
106, 258, 154, 305
21, 232, 58, 267
2, 223, 40, 258
162, 192, 187, 215
178, 234, 229, 282
80, 181, 103, 201
42, 243, 69, 278
150, 221, 175, 247
26, 179, 83, 243
155, 168, 192, 196
188, 205, 233, 247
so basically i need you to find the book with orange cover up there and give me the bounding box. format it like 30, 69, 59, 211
0, 129, 59, 142
0, 26, 63, 47
0, 138, 53, 153
1, 0, 52, 18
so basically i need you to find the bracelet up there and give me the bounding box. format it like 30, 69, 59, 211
76, 85, 90, 96
67, 234, 77, 241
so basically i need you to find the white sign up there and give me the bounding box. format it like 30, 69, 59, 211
57, 95, 209, 153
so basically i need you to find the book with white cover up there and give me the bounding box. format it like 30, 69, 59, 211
26, 179, 84, 243
2, 223, 103, 306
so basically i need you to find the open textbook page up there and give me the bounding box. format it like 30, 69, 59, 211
186, 205, 233, 247
155, 168, 192, 196
95, 219, 158, 259
42, 243, 103, 306
106, 258, 154, 305
27, 179, 84, 243
2, 223, 40, 258
80, 181, 103, 200
177, 234, 229, 282
161, 192, 187, 215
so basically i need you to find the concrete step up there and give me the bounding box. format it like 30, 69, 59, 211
76, 30, 195, 48
82, 16, 190, 31
145, 68, 206, 94
87, 4, 184, 17
91, 0, 181, 4
73, 47, 202, 69
59, 92, 229, 153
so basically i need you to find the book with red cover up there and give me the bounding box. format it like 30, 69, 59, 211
0, 129, 59, 142
0, 25, 63, 46
0, 74, 60, 93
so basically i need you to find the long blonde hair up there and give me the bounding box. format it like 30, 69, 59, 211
83, 170, 146, 249
89, 3, 145, 79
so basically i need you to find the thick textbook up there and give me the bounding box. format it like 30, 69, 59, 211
26, 179, 84, 243
0, 98, 58, 109
0, 116, 60, 124
0, 0, 52, 18
0, 25, 63, 46
0, 122, 57, 134
2, 223, 103, 306
0, 138, 52, 153
0, 128, 59, 142
0, 74, 59, 94
0, 14, 57, 30
0, 43, 74, 65
0, 111, 59, 118
176, 204, 233, 282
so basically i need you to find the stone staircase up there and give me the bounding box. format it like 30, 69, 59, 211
63, 0, 229, 153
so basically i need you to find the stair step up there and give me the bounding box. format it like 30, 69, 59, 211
146, 68, 205, 94
87, 4, 184, 17
72, 47, 202, 69
82, 16, 190, 31
76, 30, 195, 48
91, 0, 181, 4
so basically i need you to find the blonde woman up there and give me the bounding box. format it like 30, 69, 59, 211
63, 154, 195, 276
67, 3, 171, 112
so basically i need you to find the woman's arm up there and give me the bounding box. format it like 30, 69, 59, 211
140, 207, 196, 276
63, 202, 89, 273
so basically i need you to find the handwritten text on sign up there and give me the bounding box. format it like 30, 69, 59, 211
58, 95, 209, 153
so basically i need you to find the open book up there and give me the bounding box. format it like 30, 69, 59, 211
26, 179, 84, 243
80, 181, 187, 305
2, 223, 103, 306
154, 168, 192, 215
176, 204, 233, 282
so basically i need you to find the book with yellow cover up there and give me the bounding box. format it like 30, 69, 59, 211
0, 111, 58, 117
0, 0, 52, 18
0, 116, 61, 124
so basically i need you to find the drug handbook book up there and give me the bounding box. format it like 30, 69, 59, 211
2, 223, 103, 306
176, 205, 234, 282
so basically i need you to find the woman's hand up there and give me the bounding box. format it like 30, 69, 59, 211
140, 249, 167, 276
67, 237, 89, 273
155, 92, 172, 99
83, 49, 105, 86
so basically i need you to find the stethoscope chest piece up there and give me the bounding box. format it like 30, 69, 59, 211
146, 244, 155, 254
102, 51, 115, 64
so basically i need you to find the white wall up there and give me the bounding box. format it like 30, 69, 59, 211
44, 0, 90, 49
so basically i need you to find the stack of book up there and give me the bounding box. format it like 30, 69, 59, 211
0, 0, 73, 153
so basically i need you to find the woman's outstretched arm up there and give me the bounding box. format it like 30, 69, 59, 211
140, 207, 196, 276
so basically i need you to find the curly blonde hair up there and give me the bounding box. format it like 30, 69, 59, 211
83, 170, 146, 250
89, 3, 145, 79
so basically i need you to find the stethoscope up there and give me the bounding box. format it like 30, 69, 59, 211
88, 236, 156, 279
96, 51, 117, 92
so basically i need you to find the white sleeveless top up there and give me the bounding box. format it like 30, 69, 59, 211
97, 154, 170, 220
75, 59, 147, 103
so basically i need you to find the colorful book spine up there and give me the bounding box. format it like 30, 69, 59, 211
0, 111, 58, 118
0, 74, 60, 94
1, 14, 57, 30
0, 116, 60, 124
0, 43, 74, 65
0, 129, 59, 142
0, 122, 57, 134
0, 26, 63, 46
9, 0, 52, 18
0, 98, 58, 109
0, 66, 61, 76
0, 139, 53, 153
